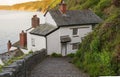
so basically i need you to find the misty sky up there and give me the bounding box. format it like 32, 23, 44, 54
0, 0, 36, 5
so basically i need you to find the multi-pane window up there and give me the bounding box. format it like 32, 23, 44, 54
31, 38, 35, 47
73, 28, 78, 35
72, 43, 79, 50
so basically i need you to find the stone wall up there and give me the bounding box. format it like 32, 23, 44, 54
0, 49, 47, 77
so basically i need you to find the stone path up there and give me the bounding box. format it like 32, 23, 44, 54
30, 57, 89, 77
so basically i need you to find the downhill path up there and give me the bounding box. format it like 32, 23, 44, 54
29, 57, 89, 77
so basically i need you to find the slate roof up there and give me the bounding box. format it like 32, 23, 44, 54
12, 41, 27, 49
60, 35, 71, 43
49, 10, 103, 26
30, 23, 57, 36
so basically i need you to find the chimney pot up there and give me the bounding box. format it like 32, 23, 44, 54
21, 30, 24, 34
32, 15, 40, 28
59, 0, 67, 14
7, 40, 12, 51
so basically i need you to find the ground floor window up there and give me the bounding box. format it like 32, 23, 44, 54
31, 38, 35, 47
72, 43, 79, 50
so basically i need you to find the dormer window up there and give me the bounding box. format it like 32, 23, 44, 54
73, 28, 78, 35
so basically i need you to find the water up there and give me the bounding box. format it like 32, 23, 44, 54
0, 10, 45, 53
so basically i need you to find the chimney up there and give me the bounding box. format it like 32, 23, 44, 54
59, 0, 67, 14
20, 30, 27, 48
7, 40, 12, 51
32, 15, 40, 28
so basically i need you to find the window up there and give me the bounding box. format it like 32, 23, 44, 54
31, 38, 35, 47
73, 28, 78, 35
72, 43, 79, 50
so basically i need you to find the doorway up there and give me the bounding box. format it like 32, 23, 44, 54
61, 43, 67, 56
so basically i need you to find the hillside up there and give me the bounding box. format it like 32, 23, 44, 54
0, 0, 61, 12
65, 0, 120, 77
0, 5, 11, 10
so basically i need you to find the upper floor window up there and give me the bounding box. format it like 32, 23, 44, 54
73, 28, 78, 35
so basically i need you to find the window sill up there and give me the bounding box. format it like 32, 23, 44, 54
32, 45, 35, 47
73, 35, 79, 37
72, 49, 78, 50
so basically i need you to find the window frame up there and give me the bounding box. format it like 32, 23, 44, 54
72, 43, 79, 50
31, 38, 35, 47
72, 28, 78, 36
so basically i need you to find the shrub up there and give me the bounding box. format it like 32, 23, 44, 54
112, 0, 120, 7
51, 53, 62, 57
0, 65, 3, 72
67, 53, 75, 58
29, 50, 33, 54
90, 37, 101, 52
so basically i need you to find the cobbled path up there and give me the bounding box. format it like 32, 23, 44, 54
30, 57, 89, 77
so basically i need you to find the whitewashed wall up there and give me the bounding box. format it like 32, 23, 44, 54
46, 25, 92, 55
60, 25, 92, 53
45, 12, 57, 26
47, 29, 61, 55
27, 33, 46, 52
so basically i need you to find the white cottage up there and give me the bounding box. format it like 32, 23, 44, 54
26, 1, 102, 56
10, 1, 102, 56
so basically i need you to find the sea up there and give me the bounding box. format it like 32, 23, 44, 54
0, 10, 45, 54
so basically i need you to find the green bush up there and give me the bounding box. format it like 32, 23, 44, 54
90, 37, 101, 52
29, 50, 33, 54
80, 0, 100, 9
75, 51, 116, 76
51, 53, 62, 57
94, 0, 111, 11
67, 53, 75, 58
0, 65, 3, 72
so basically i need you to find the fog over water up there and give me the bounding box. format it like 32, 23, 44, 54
0, 10, 45, 53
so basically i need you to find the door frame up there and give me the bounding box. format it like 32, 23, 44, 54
61, 43, 67, 56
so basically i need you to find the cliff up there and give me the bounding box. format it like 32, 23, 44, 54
0, 0, 61, 12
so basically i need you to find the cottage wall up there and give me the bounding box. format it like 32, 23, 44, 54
46, 25, 92, 55
59, 25, 92, 54
45, 12, 57, 26
27, 33, 46, 52
47, 29, 61, 55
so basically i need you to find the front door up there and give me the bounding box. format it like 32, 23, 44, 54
61, 43, 67, 56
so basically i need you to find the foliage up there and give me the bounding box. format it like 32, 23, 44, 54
51, 52, 62, 57
29, 50, 33, 54
0, 65, 3, 72
67, 53, 75, 58
90, 37, 101, 52
4, 55, 26, 66
0, 50, 34, 71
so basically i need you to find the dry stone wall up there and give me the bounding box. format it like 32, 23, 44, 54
0, 49, 47, 77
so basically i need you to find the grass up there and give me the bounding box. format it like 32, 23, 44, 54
51, 52, 62, 57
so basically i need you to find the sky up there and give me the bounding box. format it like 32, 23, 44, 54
0, 0, 37, 5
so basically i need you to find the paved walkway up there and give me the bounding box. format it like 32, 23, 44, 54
30, 57, 89, 77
